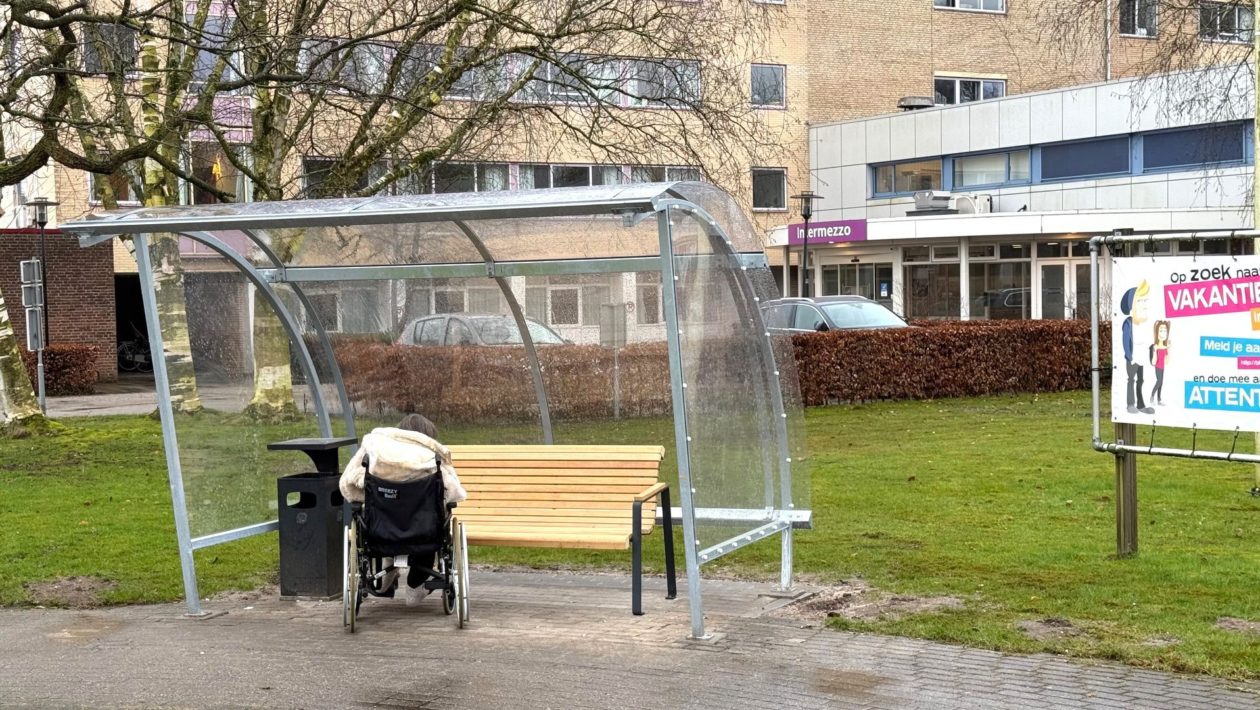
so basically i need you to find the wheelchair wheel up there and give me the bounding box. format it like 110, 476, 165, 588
346, 519, 360, 633
442, 558, 456, 616
455, 519, 470, 627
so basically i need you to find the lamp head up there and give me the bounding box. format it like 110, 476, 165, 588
26, 196, 58, 228
791, 190, 822, 221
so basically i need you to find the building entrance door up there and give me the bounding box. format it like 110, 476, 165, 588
821, 262, 894, 309
1037, 261, 1092, 319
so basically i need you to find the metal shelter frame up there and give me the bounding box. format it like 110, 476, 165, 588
61, 184, 811, 639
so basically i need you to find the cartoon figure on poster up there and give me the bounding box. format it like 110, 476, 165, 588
1119, 281, 1154, 414
1150, 320, 1170, 407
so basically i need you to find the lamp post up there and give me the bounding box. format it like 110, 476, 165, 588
23, 197, 56, 414
27, 197, 56, 346
792, 191, 822, 297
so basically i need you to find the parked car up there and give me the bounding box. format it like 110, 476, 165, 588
397, 314, 568, 346
761, 296, 909, 333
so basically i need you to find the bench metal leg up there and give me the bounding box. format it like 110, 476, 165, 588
632, 500, 644, 616
662, 487, 677, 600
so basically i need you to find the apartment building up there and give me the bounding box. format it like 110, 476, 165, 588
0, 0, 1249, 355
784, 64, 1253, 322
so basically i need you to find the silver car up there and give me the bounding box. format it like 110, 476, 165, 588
761, 296, 908, 333
396, 314, 567, 346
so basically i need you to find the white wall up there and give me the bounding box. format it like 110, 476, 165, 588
809, 65, 1256, 222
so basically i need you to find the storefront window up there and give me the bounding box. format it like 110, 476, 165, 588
904, 264, 960, 319
969, 262, 1031, 320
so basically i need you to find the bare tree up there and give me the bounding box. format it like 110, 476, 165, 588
0, 0, 791, 423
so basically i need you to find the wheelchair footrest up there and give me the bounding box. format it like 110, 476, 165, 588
423, 578, 448, 591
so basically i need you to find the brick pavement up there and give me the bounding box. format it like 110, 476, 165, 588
0, 571, 1256, 709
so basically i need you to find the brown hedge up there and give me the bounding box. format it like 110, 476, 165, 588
792, 319, 1110, 406
20, 344, 100, 396
333, 340, 672, 423
332, 320, 1109, 420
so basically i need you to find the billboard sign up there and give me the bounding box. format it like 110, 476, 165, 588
1112, 255, 1260, 431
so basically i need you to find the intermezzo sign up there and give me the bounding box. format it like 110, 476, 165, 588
1112, 255, 1260, 431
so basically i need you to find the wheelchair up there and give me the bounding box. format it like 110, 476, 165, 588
343, 470, 469, 631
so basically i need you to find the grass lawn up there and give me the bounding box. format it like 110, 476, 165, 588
2, 391, 1259, 679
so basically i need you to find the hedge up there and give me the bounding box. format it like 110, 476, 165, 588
332, 319, 1109, 420
793, 319, 1110, 406
20, 344, 100, 396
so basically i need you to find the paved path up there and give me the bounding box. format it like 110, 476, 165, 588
0, 571, 1256, 709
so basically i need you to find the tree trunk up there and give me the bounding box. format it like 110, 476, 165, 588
0, 288, 58, 434
149, 234, 204, 414
243, 287, 300, 422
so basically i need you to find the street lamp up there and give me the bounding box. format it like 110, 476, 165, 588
791, 191, 822, 297
26, 197, 57, 348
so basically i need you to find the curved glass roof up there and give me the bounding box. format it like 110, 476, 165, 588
60, 181, 763, 249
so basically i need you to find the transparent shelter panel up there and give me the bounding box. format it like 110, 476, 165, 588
537, 267, 673, 450
473, 213, 661, 262
146, 237, 322, 540
746, 267, 810, 516
285, 221, 486, 268
308, 274, 543, 443
669, 211, 786, 553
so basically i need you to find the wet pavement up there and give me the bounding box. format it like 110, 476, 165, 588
0, 570, 1256, 709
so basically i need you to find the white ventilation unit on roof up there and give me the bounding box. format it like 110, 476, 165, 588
913, 191, 992, 214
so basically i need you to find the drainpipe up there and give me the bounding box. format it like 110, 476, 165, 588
1104, 0, 1113, 81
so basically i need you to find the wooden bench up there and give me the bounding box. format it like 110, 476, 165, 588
446, 444, 676, 615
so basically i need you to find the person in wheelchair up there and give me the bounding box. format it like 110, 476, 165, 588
340, 414, 467, 606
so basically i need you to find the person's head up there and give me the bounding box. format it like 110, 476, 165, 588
1121, 281, 1151, 323
1154, 320, 1170, 344
397, 413, 438, 439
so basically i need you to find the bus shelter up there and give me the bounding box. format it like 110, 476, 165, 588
60, 182, 811, 639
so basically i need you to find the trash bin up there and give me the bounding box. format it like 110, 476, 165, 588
278, 472, 344, 599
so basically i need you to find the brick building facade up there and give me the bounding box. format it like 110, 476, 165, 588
0, 230, 117, 380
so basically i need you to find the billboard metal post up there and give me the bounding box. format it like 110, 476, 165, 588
1114, 422, 1138, 557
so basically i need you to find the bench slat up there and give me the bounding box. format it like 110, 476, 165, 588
455, 460, 661, 470
451, 444, 664, 454
458, 474, 655, 486
462, 491, 655, 503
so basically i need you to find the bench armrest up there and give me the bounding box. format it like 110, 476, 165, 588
634, 482, 668, 503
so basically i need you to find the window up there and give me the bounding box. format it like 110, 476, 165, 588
433, 163, 476, 193
934, 77, 1005, 105
189, 16, 243, 88
417, 318, 444, 346
874, 159, 942, 195
1200, 1, 1254, 41
1143, 124, 1245, 171
88, 165, 140, 204
904, 264, 960, 319
467, 287, 504, 314
340, 289, 380, 332
751, 64, 785, 107
1040, 136, 1130, 181
1120, 0, 1158, 36
934, 0, 1005, 11
82, 24, 137, 74
628, 59, 701, 108
631, 166, 701, 183
550, 287, 580, 325
299, 40, 389, 93
636, 272, 662, 325
433, 289, 465, 314
752, 168, 787, 210
793, 305, 827, 331
446, 319, 476, 346
953, 149, 1031, 187
307, 293, 339, 331
187, 143, 246, 204
970, 262, 1031, 320
302, 157, 370, 197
